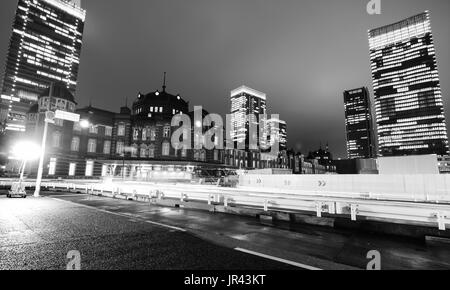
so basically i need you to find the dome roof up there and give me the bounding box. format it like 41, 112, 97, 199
39, 82, 77, 104
135, 89, 187, 105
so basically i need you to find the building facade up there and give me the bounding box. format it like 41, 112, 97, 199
230, 86, 267, 149
369, 11, 449, 157
267, 118, 287, 152
21, 80, 322, 179
24, 83, 268, 180
0, 0, 86, 134
343, 87, 375, 159
25, 82, 80, 177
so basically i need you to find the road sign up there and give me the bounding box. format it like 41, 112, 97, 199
55, 110, 80, 122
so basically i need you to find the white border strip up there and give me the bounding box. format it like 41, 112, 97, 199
235, 248, 322, 270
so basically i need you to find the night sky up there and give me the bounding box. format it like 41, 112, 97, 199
0, 0, 449, 158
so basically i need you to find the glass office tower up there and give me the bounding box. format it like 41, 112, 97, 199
0, 0, 86, 133
267, 118, 287, 152
343, 87, 375, 159
230, 86, 267, 149
369, 11, 449, 156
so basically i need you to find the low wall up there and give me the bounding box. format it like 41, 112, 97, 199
239, 174, 450, 202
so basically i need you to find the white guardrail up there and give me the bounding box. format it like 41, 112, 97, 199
1, 179, 449, 231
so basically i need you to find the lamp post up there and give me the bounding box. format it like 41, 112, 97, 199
11, 141, 40, 187
34, 83, 55, 197
33, 111, 55, 197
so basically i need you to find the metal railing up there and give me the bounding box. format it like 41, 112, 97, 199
1, 179, 449, 231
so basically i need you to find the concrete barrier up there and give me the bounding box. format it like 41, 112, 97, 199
239, 174, 450, 202
2, 178, 449, 231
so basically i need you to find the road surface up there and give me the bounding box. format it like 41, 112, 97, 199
0, 191, 449, 270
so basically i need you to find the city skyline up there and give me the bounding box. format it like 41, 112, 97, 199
1, 1, 450, 273
0, 0, 449, 158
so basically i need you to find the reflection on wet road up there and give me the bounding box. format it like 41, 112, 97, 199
49, 192, 450, 270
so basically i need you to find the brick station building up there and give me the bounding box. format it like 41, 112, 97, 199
23, 82, 267, 180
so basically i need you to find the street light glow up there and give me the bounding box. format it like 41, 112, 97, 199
11, 141, 41, 161
80, 119, 90, 128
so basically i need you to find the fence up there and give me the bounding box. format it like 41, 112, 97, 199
1, 178, 449, 230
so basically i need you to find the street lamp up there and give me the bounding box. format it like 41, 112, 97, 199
33, 111, 56, 197
79, 119, 90, 129
11, 141, 40, 184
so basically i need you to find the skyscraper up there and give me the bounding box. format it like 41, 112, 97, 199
230, 86, 267, 149
343, 87, 375, 159
267, 118, 287, 152
0, 0, 86, 133
369, 11, 449, 156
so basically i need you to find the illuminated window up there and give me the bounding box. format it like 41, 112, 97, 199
194, 150, 200, 160
101, 165, 108, 177
70, 136, 80, 152
117, 124, 125, 136
142, 128, 147, 141
85, 160, 94, 177
105, 126, 112, 136
140, 146, 147, 158
162, 141, 170, 156
103, 141, 111, 154
131, 144, 138, 157
89, 125, 98, 134
163, 125, 171, 138
148, 145, 155, 158
116, 141, 124, 155
87, 139, 97, 153
133, 128, 139, 140
48, 158, 57, 175
69, 163, 76, 176
150, 127, 156, 141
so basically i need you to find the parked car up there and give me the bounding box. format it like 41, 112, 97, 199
7, 182, 27, 198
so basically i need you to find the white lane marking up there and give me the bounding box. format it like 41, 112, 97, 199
234, 248, 322, 270
49, 197, 186, 232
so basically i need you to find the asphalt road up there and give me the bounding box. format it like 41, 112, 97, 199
1, 191, 449, 270
0, 194, 297, 270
